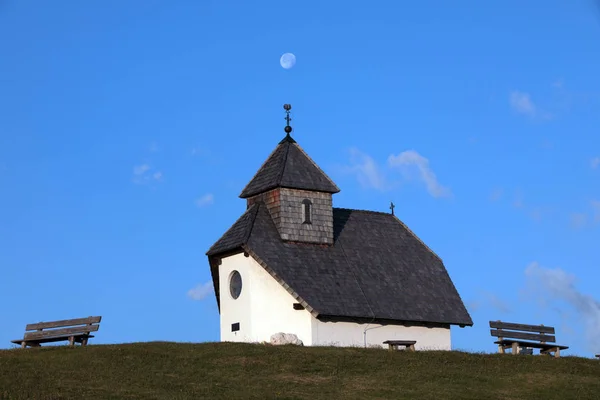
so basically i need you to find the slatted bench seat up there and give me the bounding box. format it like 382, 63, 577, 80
11, 316, 102, 349
383, 340, 416, 351
489, 320, 568, 358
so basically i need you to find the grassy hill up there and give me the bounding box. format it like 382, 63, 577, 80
1, 342, 599, 400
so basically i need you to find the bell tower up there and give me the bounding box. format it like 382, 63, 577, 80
239, 105, 340, 245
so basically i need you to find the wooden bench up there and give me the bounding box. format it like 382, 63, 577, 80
383, 340, 416, 352
489, 320, 568, 358
11, 316, 102, 349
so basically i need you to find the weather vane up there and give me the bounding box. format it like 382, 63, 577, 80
283, 104, 292, 134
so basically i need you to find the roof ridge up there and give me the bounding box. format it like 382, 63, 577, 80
391, 215, 443, 264
238, 143, 285, 198
205, 203, 259, 256
243, 201, 261, 242
292, 142, 340, 193
333, 207, 392, 216
275, 141, 291, 187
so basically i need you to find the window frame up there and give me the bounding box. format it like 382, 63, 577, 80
301, 199, 312, 224
229, 270, 242, 299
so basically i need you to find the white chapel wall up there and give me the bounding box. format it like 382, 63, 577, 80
219, 252, 313, 345
219, 253, 253, 342
311, 319, 451, 350
247, 255, 313, 345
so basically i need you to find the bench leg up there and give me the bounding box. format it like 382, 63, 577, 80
68, 336, 74, 346
498, 345, 505, 354
21, 341, 27, 349
408, 344, 415, 352
82, 337, 89, 346
554, 348, 560, 358
511, 342, 519, 355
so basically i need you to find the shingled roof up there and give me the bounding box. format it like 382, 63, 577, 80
239, 134, 340, 198
206, 202, 473, 327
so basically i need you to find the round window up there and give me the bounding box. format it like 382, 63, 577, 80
229, 270, 242, 299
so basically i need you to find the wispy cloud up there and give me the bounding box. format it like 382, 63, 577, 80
133, 164, 151, 176
469, 290, 512, 314
570, 213, 588, 229
187, 281, 214, 301
132, 164, 163, 185
489, 187, 503, 202
388, 150, 451, 198
592, 200, 600, 223
339, 148, 451, 198
523, 262, 600, 353
591, 157, 600, 169
510, 91, 537, 116
345, 148, 388, 190
191, 146, 208, 157
569, 200, 600, 229
512, 190, 524, 209
503, 189, 552, 222
509, 90, 552, 120
195, 193, 214, 207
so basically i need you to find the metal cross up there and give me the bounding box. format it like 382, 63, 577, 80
390, 201, 395, 216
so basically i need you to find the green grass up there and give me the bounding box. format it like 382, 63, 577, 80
1, 342, 599, 400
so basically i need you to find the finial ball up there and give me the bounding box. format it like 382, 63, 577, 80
283, 104, 292, 111
284, 126, 292, 133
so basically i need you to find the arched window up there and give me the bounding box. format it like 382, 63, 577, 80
302, 199, 312, 224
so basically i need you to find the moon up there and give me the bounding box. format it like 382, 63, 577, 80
280, 53, 296, 69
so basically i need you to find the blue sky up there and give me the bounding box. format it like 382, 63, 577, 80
1, 0, 599, 357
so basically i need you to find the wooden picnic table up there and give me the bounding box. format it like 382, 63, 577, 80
383, 340, 416, 351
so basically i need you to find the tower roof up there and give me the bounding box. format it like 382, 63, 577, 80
239, 133, 340, 198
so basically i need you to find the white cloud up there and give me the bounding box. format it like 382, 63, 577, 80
524, 262, 600, 353
346, 148, 388, 190
387, 150, 451, 198
133, 164, 151, 176
132, 164, 162, 185
195, 193, 214, 207
187, 281, 214, 301
510, 91, 536, 116
591, 157, 600, 169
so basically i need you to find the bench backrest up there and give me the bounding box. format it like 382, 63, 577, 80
24, 316, 102, 341
489, 320, 556, 344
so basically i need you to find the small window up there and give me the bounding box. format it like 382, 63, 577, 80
232, 322, 240, 332
302, 199, 312, 224
229, 270, 242, 299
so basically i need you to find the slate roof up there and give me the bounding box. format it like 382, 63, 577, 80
206, 202, 473, 327
239, 134, 340, 198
